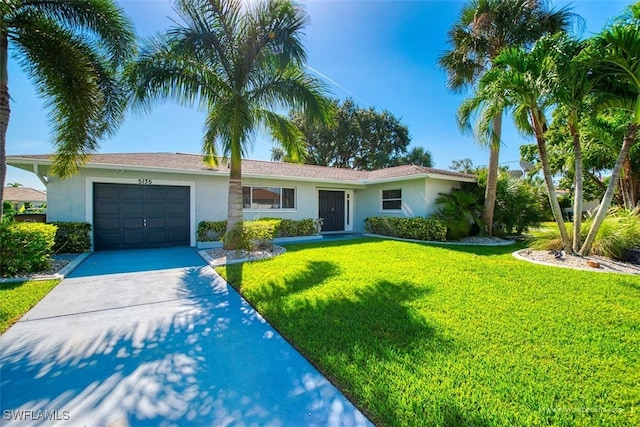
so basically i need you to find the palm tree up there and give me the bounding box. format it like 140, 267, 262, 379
460, 42, 573, 252
126, 0, 332, 249
0, 0, 136, 218
439, 0, 574, 237
543, 33, 594, 252
579, 3, 640, 256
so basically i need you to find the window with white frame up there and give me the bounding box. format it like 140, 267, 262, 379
243, 186, 296, 209
381, 189, 402, 210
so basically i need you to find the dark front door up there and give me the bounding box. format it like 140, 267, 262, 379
93, 183, 190, 250
318, 190, 345, 232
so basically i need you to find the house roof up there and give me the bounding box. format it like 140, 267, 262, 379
3, 186, 46, 202
7, 153, 476, 184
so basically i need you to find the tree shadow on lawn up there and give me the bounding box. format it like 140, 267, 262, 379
224, 260, 340, 299
230, 258, 473, 425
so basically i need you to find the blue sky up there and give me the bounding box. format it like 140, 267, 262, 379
6, 0, 632, 190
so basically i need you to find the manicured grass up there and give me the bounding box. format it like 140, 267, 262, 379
217, 238, 640, 427
0, 279, 60, 333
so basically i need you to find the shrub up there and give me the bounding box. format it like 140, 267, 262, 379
222, 221, 278, 251
198, 218, 317, 241
476, 170, 547, 236
435, 185, 483, 240
277, 218, 316, 237
0, 222, 57, 277
197, 221, 227, 241
50, 222, 92, 253
364, 217, 447, 242
531, 208, 640, 259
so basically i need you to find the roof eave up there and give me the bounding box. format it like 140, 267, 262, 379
6, 156, 368, 188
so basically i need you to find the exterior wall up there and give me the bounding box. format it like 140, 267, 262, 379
240, 177, 320, 222
44, 165, 466, 242
353, 177, 460, 232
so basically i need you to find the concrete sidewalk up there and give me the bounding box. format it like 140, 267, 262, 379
0, 247, 371, 426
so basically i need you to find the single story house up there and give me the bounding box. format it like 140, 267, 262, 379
7, 153, 475, 250
3, 186, 47, 211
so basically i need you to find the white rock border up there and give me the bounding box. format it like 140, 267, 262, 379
363, 233, 516, 246
199, 245, 287, 267
512, 249, 640, 275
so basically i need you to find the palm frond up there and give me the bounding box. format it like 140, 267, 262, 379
16, 0, 136, 67
257, 109, 306, 162
12, 13, 124, 177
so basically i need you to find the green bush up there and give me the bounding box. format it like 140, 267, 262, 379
50, 222, 92, 253
531, 208, 640, 259
197, 220, 228, 241
222, 221, 278, 251
435, 185, 483, 240
476, 170, 547, 236
276, 218, 316, 237
198, 218, 316, 241
0, 222, 57, 277
364, 217, 447, 242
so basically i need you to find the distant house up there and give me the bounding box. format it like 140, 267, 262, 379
7, 153, 475, 250
3, 186, 46, 211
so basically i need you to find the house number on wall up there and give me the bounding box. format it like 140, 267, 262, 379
138, 178, 153, 185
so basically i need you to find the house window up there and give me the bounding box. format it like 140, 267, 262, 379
382, 189, 402, 210
243, 186, 296, 210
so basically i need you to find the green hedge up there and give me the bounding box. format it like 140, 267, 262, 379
197, 221, 227, 242
364, 216, 447, 242
221, 220, 278, 251
50, 222, 92, 253
0, 222, 57, 277
198, 218, 316, 241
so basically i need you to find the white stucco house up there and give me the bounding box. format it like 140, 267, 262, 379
7, 153, 475, 250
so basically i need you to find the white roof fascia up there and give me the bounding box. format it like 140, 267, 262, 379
365, 173, 475, 185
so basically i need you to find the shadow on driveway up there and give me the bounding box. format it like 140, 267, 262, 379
0, 247, 370, 426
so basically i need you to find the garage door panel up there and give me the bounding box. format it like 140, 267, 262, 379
94, 183, 190, 250
122, 203, 144, 215
169, 216, 189, 228
122, 187, 144, 199
145, 187, 167, 200
95, 201, 121, 215
96, 233, 122, 247
123, 217, 144, 229
96, 218, 120, 231
169, 188, 189, 199
123, 232, 145, 245
145, 202, 167, 214
146, 218, 166, 228
95, 185, 121, 199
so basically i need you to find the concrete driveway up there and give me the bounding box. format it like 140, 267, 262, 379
0, 247, 371, 426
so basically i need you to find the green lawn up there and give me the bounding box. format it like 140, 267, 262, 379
217, 238, 640, 427
0, 279, 60, 333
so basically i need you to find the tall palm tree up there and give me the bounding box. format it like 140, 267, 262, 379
126, 0, 332, 250
543, 33, 594, 252
439, 0, 574, 236
460, 42, 573, 252
579, 2, 640, 256
0, 0, 136, 218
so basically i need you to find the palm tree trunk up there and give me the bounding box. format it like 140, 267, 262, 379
570, 124, 583, 253
224, 157, 244, 250
0, 35, 9, 219
532, 110, 572, 252
579, 123, 639, 256
621, 155, 635, 209
483, 112, 502, 237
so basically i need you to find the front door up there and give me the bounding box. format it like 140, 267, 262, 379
318, 190, 345, 232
